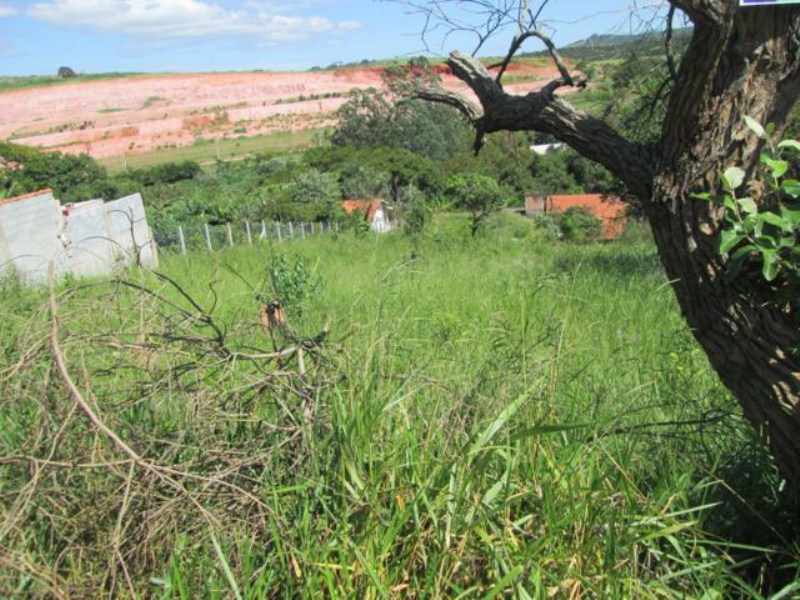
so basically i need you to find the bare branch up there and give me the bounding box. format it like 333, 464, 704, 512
442, 51, 653, 198
411, 88, 482, 121
665, 5, 679, 82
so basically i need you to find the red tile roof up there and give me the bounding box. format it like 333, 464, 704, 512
527, 194, 627, 239
341, 199, 383, 222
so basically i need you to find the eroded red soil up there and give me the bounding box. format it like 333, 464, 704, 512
0, 61, 571, 161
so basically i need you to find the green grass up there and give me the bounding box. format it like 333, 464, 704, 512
101, 128, 329, 171
0, 215, 797, 597
0, 72, 146, 93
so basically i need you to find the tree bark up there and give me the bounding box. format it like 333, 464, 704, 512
432, 1, 800, 488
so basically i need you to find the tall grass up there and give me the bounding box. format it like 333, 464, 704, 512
0, 215, 797, 597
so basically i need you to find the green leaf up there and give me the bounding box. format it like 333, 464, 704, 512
760, 154, 789, 178
743, 115, 768, 140
723, 195, 737, 210
209, 532, 243, 600
719, 228, 742, 254
777, 139, 800, 153
468, 390, 529, 457
722, 167, 746, 191
780, 204, 800, 224
736, 197, 758, 215
762, 256, 780, 282
757, 211, 788, 230
780, 179, 800, 198
691, 192, 713, 201
509, 423, 587, 443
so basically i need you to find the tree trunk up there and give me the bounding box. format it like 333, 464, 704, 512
648, 4, 800, 486
426, 1, 800, 489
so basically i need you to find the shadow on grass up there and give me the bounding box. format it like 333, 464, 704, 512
700, 441, 800, 594
552, 246, 664, 279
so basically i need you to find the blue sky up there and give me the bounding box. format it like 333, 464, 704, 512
0, 1, 670, 76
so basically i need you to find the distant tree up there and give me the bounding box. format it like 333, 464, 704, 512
58, 66, 77, 78
331, 57, 471, 162
285, 169, 340, 220
445, 172, 509, 236
0, 142, 114, 201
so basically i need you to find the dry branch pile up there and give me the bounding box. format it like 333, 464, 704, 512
0, 267, 332, 596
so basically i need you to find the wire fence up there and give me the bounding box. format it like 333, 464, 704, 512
152, 220, 337, 254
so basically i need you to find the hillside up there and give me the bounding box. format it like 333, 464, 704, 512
0, 59, 564, 167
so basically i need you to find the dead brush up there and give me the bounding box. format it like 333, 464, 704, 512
0, 264, 332, 597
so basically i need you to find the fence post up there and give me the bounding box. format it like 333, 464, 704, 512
245, 220, 252, 245
289, 222, 294, 239
204, 223, 213, 252
324, 220, 330, 233
260, 220, 267, 240
226, 222, 234, 247
301, 222, 306, 240
276, 221, 282, 241
310, 221, 315, 235
334, 221, 340, 232
178, 225, 187, 255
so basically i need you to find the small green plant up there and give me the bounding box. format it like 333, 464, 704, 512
697, 118, 799, 305
265, 252, 323, 314
403, 203, 429, 235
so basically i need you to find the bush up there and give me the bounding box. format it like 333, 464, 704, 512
559, 206, 604, 242
130, 160, 201, 186
534, 207, 604, 242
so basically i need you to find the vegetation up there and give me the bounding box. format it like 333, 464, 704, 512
407, 0, 800, 493
1, 216, 798, 597
2, 26, 800, 597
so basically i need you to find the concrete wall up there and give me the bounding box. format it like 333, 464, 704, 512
106, 193, 158, 268
0, 189, 158, 284
0, 190, 65, 283
66, 199, 116, 277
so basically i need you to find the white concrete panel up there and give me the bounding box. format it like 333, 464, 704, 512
106, 193, 158, 269
66, 199, 116, 277
0, 191, 66, 283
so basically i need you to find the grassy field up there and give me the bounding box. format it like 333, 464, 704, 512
101, 128, 329, 171
0, 215, 797, 598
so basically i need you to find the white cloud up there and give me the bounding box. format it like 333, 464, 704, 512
27, 0, 360, 41
0, 5, 18, 17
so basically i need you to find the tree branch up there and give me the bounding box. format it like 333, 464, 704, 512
410, 89, 482, 122
441, 51, 653, 198
668, 0, 724, 25
665, 5, 679, 82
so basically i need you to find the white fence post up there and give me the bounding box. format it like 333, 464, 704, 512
245, 220, 252, 245
204, 224, 213, 251
226, 222, 234, 247
178, 225, 187, 255
301, 222, 306, 240
276, 221, 282, 241
260, 220, 267, 240
289, 222, 294, 239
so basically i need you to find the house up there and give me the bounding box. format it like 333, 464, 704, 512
529, 143, 565, 155
525, 193, 627, 239
341, 199, 393, 233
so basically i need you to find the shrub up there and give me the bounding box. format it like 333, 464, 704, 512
559, 206, 604, 242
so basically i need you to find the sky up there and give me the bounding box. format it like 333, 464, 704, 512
0, 1, 671, 76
